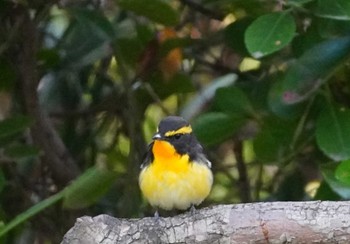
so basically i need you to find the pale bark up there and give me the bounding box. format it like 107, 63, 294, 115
61, 201, 350, 244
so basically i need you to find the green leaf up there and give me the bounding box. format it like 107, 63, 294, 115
0, 170, 6, 194
314, 181, 341, 201
254, 116, 295, 163
316, 0, 350, 21
245, 12, 296, 58
148, 73, 194, 100
118, 0, 179, 26
0, 115, 33, 140
63, 167, 117, 209
136, 24, 155, 44
60, 9, 115, 68
291, 24, 324, 57
316, 105, 350, 161
224, 17, 253, 56
321, 163, 350, 199
317, 19, 350, 38
0, 59, 16, 91
274, 169, 305, 200
193, 112, 246, 146
0, 191, 65, 237
286, 0, 314, 7
281, 36, 350, 104
4, 145, 40, 159
213, 87, 254, 116
69, 8, 115, 40
335, 159, 350, 184
37, 48, 61, 70
268, 75, 303, 119
116, 38, 145, 66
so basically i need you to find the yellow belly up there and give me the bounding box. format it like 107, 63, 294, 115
139, 153, 213, 210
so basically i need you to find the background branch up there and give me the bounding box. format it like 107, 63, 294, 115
179, 0, 225, 20
17, 7, 80, 186
234, 141, 252, 202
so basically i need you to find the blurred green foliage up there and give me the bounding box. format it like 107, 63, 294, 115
1, 0, 350, 242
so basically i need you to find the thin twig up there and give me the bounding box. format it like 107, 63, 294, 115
143, 83, 171, 115
194, 56, 258, 82
0, 16, 24, 56
178, 0, 225, 21
291, 96, 315, 150
254, 162, 264, 201
233, 141, 252, 202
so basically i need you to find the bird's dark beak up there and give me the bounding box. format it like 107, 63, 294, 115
152, 133, 162, 140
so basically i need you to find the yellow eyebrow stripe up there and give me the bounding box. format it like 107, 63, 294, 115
165, 125, 192, 137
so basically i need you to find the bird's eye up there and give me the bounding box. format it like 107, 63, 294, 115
174, 134, 182, 139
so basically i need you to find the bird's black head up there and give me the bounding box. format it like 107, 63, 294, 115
157, 116, 190, 136
152, 116, 201, 158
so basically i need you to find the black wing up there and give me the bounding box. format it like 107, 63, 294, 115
189, 139, 212, 168
195, 152, 212, 168
140, 142, 154, 169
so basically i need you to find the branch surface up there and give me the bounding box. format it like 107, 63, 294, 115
62, 201, 350, 243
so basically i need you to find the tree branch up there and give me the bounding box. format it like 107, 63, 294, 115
17, 7, 80, 186
234, 141, 252, 202
179, 0, 225, 21
62, 201, 350, 243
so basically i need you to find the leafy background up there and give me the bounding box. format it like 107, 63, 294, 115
1, 0, 350, 242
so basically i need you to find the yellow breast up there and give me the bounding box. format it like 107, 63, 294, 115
139, 140, 213, 210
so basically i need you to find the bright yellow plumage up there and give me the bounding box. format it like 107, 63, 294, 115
139, 140, 213, 210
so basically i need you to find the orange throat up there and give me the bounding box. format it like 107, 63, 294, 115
152, 140, 177, 159
151, 139, 186, 172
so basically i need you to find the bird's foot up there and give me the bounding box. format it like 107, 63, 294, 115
190, 204, 196, 215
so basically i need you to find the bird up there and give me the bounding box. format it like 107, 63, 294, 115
139, 116, 213, 215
